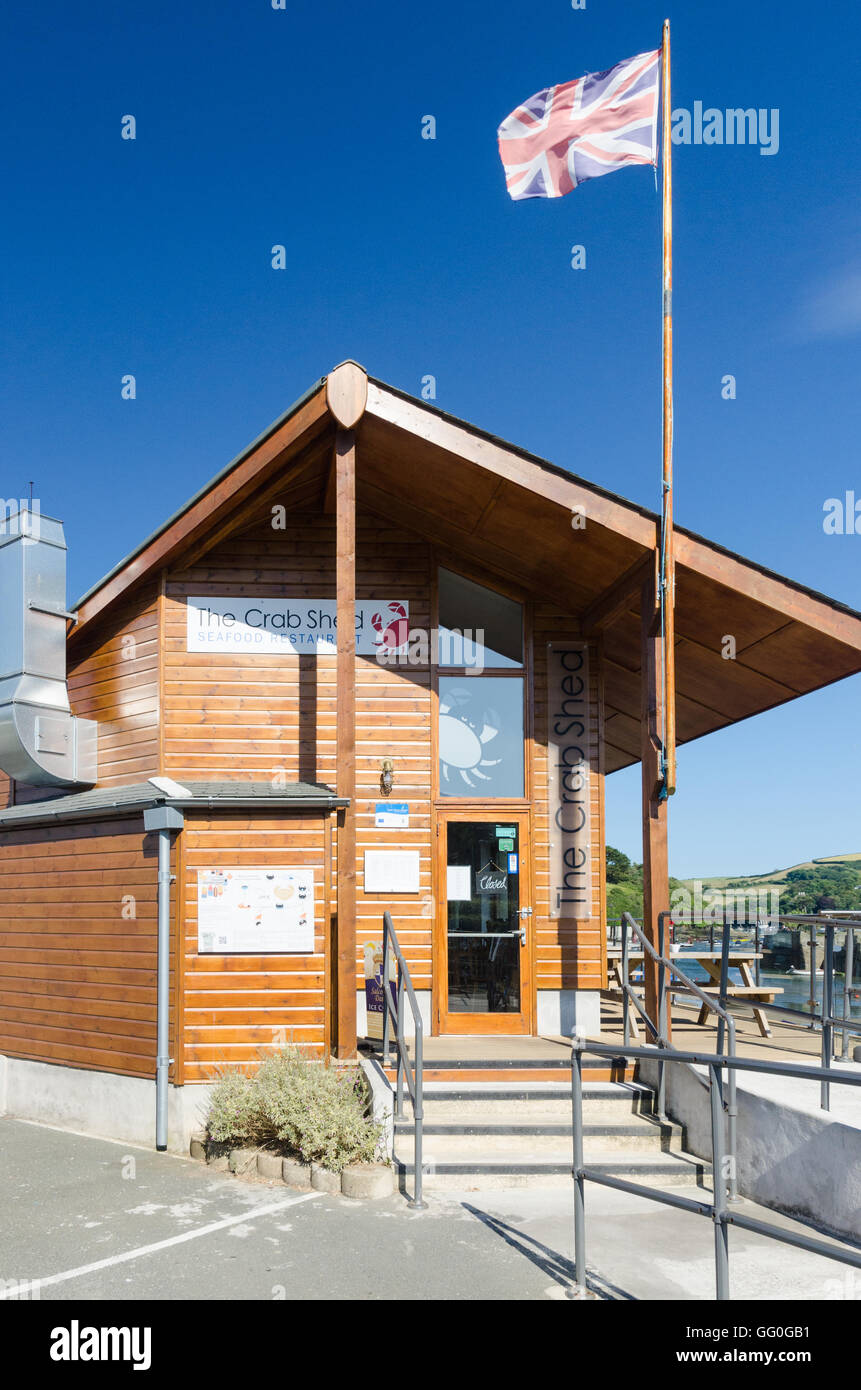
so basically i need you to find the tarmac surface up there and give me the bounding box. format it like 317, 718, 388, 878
1, 1115, 857, 1302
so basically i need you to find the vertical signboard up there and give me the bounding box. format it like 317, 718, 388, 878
363, 941, 397, 1041
547, 642, 592, 920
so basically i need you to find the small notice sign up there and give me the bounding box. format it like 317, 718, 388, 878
476, 861, 508, 895
374, 801, 410, 828
364, 850, 421, 894
447, 865, 472, 901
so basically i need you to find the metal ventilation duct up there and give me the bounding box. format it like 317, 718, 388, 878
0, 508, 97, 787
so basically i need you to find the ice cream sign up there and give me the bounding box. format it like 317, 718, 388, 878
186, 596, 409, 656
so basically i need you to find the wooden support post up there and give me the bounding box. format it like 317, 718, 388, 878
335, 428, 357, 1059
641, 558, 671, 1039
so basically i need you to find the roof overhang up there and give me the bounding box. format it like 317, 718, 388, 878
0, 780, 348, 832
65, 362, 861, 774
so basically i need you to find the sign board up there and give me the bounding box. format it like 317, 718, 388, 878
476, 861, 508, 895
363, 941, 396, 1041
547, 642, 592, 920
363, 850, 421, 894
447, 865, 472, 902
197, 868, 314, 953
186, 597, 409, 657
374, 801, 410, 828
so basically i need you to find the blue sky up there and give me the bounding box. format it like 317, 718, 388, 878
2, 0, 859, 876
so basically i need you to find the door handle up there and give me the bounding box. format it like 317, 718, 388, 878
518, 906, 532, 947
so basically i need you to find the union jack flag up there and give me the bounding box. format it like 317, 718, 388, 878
498, 48, 661, 200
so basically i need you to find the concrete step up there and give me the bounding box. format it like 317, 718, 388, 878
393, 1115, 685, 1154
393, 1147, 711, 1192
382, 1056, 636, 1085
396, 1081, 655, 1122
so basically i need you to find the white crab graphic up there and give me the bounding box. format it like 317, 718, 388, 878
439, 687, 502, 788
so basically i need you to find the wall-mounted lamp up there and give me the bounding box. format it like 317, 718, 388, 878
379, 758, 394, 795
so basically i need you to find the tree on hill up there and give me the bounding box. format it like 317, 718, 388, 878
605, 847, 685, 921
606, 847, 639, 884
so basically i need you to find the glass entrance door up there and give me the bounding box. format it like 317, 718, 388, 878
438, 813, 531, 1034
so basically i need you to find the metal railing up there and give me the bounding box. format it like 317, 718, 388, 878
571, 1037, 861, 1300
381, 911, 425, 1209
611, 912, 861, 1111
771, 916, 861, 1106
618, 911, 739, 1199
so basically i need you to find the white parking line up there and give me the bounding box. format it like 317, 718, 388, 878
0, 1193, 319, 1297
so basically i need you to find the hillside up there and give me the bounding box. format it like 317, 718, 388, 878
606, 849, 861, 920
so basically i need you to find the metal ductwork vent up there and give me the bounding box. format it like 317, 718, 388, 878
0, 508, 97, 787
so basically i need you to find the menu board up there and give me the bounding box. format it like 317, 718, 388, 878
197, 868, 315, 954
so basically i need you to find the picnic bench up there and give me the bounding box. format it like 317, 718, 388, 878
606, 949, 783, 1038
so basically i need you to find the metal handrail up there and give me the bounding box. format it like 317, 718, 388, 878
619, 911, 739, 1199
775, 916, 861, 1103
669, 915, 861, 1109
571, 1037, 861, 1301
614, 912, 861, 1111
381, 911, 425, 1209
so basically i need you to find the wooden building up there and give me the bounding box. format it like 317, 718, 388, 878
1, 360, 860, 1147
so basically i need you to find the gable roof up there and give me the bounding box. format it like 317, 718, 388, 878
67, 361, 861, 774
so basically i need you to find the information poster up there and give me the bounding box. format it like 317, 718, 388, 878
197, 867, 315, 953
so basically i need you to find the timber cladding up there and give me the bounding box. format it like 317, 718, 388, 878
180, 811, 332, 1081
65, 583, 161, 788
163, 510, 434, 994
0, 818, 159, 1078
0, 506, 606, 1080
159, 509, 601, 1001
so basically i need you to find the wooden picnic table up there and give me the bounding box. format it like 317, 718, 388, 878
606, 948, 783, 1038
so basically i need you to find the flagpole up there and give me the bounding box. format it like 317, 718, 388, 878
660, 17, 676, 797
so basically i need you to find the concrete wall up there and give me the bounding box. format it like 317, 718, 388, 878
641, 1056, 861, 1243
537, 988, 600, 1038
0, 1055, 211, 1155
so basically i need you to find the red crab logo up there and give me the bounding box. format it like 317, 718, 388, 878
371, 602, 409, 653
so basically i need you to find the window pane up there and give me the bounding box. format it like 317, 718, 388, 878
439, 676, 524, 797
438, 568, 522, 668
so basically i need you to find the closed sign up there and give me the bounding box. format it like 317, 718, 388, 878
476, 864, 508, 895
